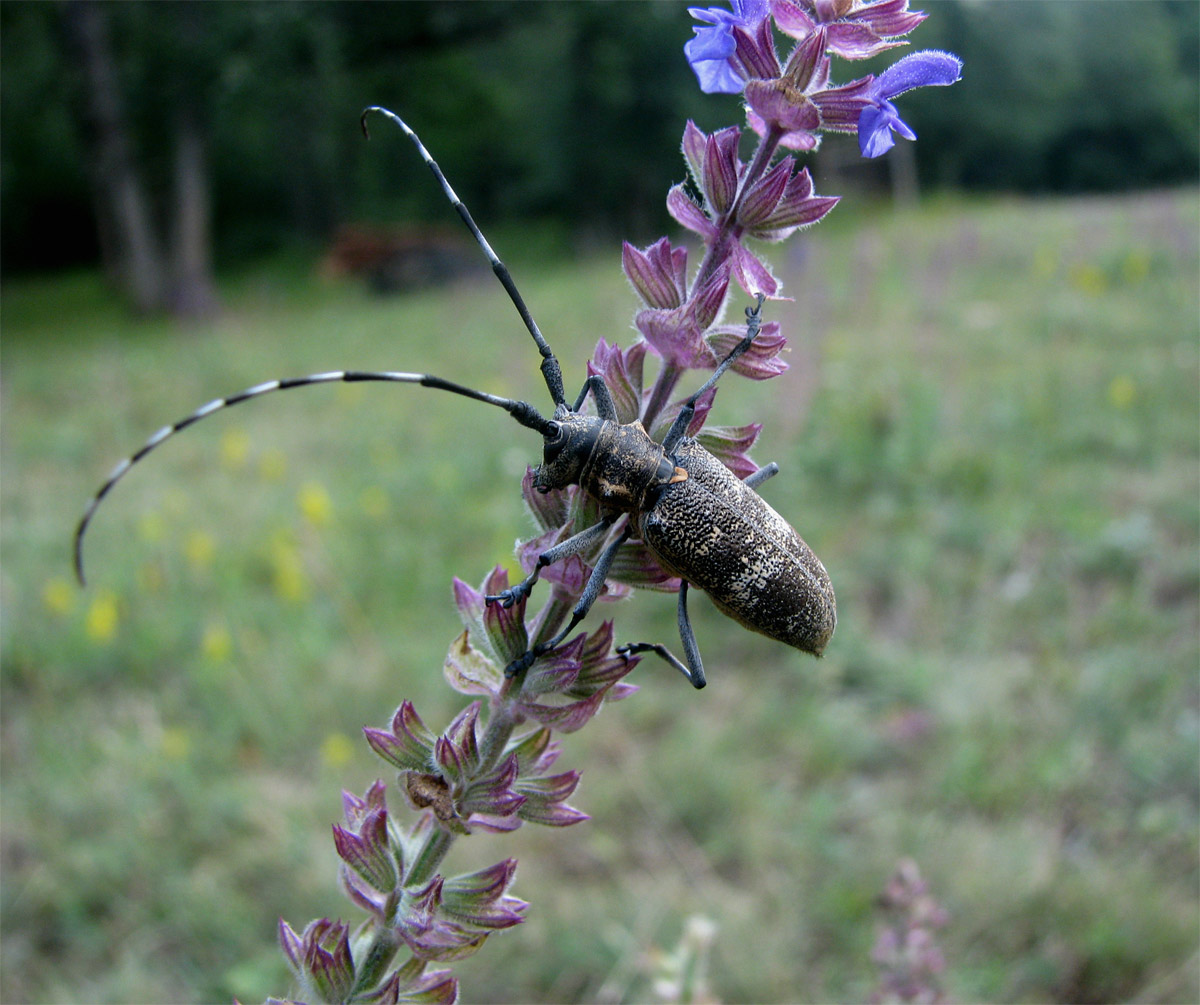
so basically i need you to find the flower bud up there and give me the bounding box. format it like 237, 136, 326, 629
278, 918, 355, 1003
333, 794, 398, 895
622, 239, 687, 310
587, 339, 647, 424
365, 701, 438, 772
440, 859, 528, 930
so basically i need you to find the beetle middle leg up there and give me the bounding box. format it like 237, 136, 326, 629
503, 523, 633, 678
486, 516, 618, 608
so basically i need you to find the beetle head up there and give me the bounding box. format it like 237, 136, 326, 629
534, 409, 603, 493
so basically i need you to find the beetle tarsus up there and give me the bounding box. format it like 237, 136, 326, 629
618, 641, 706, 690
487, 583, 532, 609
503, 649, 538, 678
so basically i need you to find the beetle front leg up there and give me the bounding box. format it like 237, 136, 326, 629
662, 293, 765, 453
485, 517, 615, 608
504, 524, 632, 677
571, 374, 619, 420
618, 580, 707, 689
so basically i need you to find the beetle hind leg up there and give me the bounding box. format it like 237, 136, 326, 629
618, 581, 707, 689
743, 462, 779, 490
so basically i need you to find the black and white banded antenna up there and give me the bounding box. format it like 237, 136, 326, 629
73, 371, 558, 584
361, 106, 567, 408
74, 108, 571, 584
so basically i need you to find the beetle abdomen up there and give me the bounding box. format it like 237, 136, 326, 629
638, 439, 836, 656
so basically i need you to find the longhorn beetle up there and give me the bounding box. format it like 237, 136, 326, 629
74, 106, 836, 689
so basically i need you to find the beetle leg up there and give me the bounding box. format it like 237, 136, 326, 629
617, 580, 707, 689
617, 643, 692, 683
486, 516, 616, 609
743, 461, 779, 490
674, 581, 706, 688
571, 374, 619, 420
503, 523, 632, 677
662, 293, 766, 453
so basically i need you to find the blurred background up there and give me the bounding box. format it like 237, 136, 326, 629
2, 1, 1197, 1002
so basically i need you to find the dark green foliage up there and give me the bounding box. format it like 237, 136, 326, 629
2, 1, 1197, 276
914, 0, 1199, 191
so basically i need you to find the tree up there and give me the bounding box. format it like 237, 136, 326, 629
62, 0, 217, 318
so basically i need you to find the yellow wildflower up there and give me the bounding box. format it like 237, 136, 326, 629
271, 538, 308, 602
201, 623, 233, 663
220, 428, 251, 470
184, 530, 215, 572
43, 578, 76, 617
1108, 375, 1137, 410
85, 589, 119, 642
1068, 262, 1106, 296
320, 732, 356, 769
298, 482, 333, 527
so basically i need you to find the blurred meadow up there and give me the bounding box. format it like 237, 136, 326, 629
5, 189, 1197, 1003
2, 2, 1199, 1004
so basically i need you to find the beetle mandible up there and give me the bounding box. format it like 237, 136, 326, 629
73, 106, 836, 689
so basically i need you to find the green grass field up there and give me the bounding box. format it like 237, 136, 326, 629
2, 190, 1197, 1004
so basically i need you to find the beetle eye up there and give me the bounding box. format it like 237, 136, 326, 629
542, 423, 566, 463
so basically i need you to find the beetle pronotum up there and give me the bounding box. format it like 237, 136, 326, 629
75, 106, 835, 689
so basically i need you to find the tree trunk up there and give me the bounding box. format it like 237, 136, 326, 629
169, 112, 218, 319
63, 0, 166, 314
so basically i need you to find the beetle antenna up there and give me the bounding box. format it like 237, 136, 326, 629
362, 106, 567, 408
73, 369, 556, 585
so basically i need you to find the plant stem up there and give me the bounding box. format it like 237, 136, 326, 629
692, 123, 784, 290
642, 125, 785, 431
349, 925, 401, 998
406, 825, 455, 888
477, 702, 518, 775
641, 360, 684, 432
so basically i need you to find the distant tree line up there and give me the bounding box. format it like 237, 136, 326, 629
1, 1, 1196, 310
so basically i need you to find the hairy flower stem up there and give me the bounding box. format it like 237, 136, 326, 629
641, 360, 685, 431
477, 701, 519, 774
641, 125, 783, 431
349, 925, 402, 998
698, 123, 784, 286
